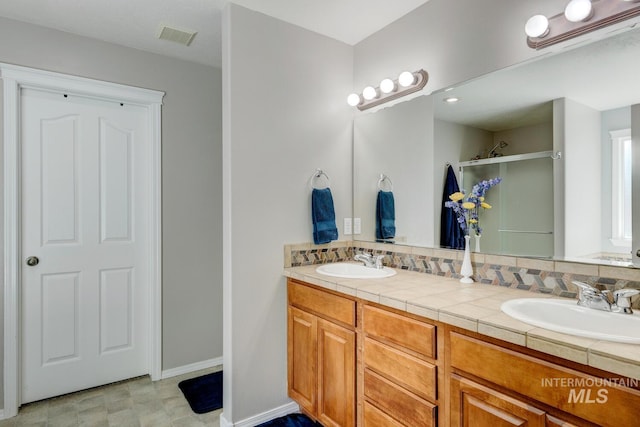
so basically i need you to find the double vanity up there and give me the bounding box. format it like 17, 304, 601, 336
285, 260, 640, 426
284, 15, 640, 427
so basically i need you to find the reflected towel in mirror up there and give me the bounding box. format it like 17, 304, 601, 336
376, 190, 396, 240
441, 164, 464, 250
311, 188, 339, 244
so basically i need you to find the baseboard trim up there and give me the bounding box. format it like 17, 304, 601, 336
160, 356, 223, 380
225, 401, 300, 427
220, 412, 232, 427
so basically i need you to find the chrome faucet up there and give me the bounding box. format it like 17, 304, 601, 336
572, 281, 640, 314
354, 252, 384, 269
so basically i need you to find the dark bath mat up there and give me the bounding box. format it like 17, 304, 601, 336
256, 413, 322, 427
178, 370, 223, 414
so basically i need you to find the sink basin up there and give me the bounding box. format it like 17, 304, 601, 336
501, 298, 640, 344
315, 263, 396, 279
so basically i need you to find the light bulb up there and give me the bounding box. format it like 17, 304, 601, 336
564, 0, 593, 22
347, 93, 361, 106
379, 78, 395, 94
525, 14, 549, 38
398, 71, 416, 88
362, 86, 377, 100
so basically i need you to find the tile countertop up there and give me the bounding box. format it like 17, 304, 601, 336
284, 264, 640, 381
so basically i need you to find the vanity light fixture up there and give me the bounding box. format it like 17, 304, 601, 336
347, 93, 361, 107
526, 0, 640, 49
398, 71, 417, 87
525, 15, 550, 38
362, 86, 378, 101
379, 78, 395, 94
347, 69, 428, 111
564, 0, 594, 22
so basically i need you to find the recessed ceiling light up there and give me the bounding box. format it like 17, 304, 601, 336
444, 97, 459, 103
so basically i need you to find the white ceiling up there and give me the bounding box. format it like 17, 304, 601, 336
0, 0, 428, 68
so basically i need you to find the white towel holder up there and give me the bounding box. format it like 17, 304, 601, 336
311, 169, 331, 189
377, 174, 393, 191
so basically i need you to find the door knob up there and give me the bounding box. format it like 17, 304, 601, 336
25, 256, 39, 266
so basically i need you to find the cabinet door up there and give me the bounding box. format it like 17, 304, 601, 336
288, 306, 317, 415
317, 318, 356, 427
451, 374, 546, 427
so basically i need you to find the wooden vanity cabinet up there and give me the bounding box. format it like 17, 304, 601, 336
287, 279, 356, 427
287, 277, 640, 427
287, 280, 441, 427
448, 330, 640, 427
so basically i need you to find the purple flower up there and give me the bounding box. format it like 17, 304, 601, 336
444, 177, 501, 236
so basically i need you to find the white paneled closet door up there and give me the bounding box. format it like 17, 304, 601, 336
20, 88, 150, 403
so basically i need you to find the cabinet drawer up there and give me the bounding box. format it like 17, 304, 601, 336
363, 401, 403, 427
364, 337, 437, 401
288, 280, 355, 326
450, 332, 640, 426
364, 369, 437, 427
363, 305, 436, 359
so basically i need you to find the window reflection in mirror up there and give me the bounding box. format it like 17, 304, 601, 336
610, 128, 632, 246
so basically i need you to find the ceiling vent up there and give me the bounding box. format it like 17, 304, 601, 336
157, 25, 197, 46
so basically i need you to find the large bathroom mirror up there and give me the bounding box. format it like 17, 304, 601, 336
353, 25, 640, 267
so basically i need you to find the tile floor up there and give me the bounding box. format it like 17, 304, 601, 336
0, 366, 222, 427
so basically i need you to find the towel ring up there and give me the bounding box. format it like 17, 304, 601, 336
377, 174, 393, 191
311, 169, 331, 189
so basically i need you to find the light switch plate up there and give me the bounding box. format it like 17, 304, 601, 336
354, 218, 361, 234
344, 217, 352, 235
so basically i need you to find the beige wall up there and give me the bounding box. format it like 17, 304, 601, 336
222, 4, 353, 423
0, 16, 223, 409
353, 0, 569, 92
354, 95, 434, 246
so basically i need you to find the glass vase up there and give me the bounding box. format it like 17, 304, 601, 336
460, 235, 474, 283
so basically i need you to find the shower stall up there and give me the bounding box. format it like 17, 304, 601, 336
459, 151, 555, 258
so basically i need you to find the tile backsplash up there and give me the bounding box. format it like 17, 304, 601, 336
284, 240, 640, 307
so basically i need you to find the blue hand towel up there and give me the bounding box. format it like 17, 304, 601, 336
311, 188, 338, 245
376, 190, 396, 240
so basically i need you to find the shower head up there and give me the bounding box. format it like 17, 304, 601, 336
488, 141, 508, 158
